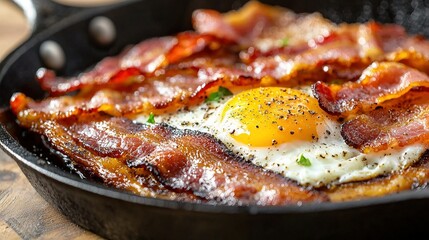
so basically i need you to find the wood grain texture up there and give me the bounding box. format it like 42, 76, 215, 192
0, 152, 100, 240
0, 1, 120, 239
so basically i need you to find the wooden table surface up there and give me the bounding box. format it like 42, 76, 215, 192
0, 1, 118, 239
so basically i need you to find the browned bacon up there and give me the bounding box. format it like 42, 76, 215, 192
374, 22, 429, 73
193, 1, 335, 50
386, 39, 429, 75
26, 115, 198, 201
11, 67, 259, 120
313, 62, 429, 116
23, 114, 327, 205
248, 36, 366, 81
37, 37, 176, 95
37, 33, 230, 95
340, 91, 429, 152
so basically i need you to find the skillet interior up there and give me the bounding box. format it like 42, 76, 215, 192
2, 0, 429, 239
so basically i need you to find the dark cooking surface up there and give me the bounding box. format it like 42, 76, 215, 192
2, 0, 429, 239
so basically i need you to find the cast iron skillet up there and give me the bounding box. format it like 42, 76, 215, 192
2, 0, 429, 239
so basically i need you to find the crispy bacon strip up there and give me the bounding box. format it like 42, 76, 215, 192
27, 115, 198, 201
313, 62, 429, 116
248, 36, 367, 81
38, 33, 229, 95
23, 114, 327, 205
37, 37, 176, 95
11, 67, 259, 120
193, 1, 273, 43
194, 1, 336, 51
376, 23, 429, 74
340, 91, 429, 152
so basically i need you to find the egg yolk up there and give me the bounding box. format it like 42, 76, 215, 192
220, 87, 326, 147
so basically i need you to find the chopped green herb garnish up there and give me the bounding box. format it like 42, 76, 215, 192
296, 154, 311, 167
147, 112, 155, 124
205, 86, 233, 103
280, 37, 289, 47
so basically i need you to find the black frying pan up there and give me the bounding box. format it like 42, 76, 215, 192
1, 0, 429, 239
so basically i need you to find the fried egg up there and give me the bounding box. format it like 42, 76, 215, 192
135, 86, 425, 187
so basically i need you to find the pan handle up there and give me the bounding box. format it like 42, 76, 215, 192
10, 0, 82, 36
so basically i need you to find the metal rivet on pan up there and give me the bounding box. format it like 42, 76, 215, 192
39, 40, 66, 70
89, 16, 116, 46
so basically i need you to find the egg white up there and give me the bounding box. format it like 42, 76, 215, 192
134, 87, 425, 187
